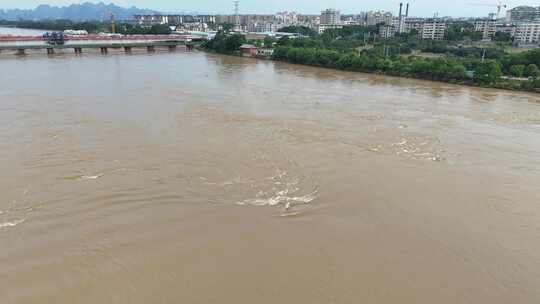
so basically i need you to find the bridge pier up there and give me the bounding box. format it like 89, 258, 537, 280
168, 45, 177, 52
100, 47, 108, 54
74, 47, 82, 54
124, 46, 132, 53
147, 46, 155, 53
16, 49, 26, 56
46, 48, 54, 55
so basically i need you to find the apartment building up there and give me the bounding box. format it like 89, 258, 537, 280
320, 9, 341, 25
420, 19, 447, 40
515, 22, 540, 44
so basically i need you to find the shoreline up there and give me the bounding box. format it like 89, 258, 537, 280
201, 48, 540, 95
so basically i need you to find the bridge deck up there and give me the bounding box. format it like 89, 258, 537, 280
0, 39, 191, 50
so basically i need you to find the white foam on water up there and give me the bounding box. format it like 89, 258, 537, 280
80, 173, 104, 180
280, 211, 303, 217
238, 187, 319, 210
0, 219, 25, 229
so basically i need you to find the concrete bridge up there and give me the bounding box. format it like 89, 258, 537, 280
0, 35, 201, 55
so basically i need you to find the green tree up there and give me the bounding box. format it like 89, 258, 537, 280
202, 32, 246, 54
475, 60, 502, 84
524, 64, 540, 79
494, 32, 512, 43
272, 46, 290, 60
148, 24, 172, 35
509, 65, 525, 77
263, 36, 275, 48
277, 26, 317, 36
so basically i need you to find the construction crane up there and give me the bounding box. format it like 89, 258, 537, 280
467, 1, 507, 18
107, 12, 116, 34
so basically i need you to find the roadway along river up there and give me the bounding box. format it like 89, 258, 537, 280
1, 50, 540, 303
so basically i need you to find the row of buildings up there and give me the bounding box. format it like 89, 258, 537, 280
376, 5, 540, 44
134, 12, 320, 33
378, 18, 447, 40
472, 6, 540, 45
133, 5, 540, 45
134, 8, 446, 39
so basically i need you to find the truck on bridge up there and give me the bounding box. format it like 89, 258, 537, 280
43, 32, 68, 45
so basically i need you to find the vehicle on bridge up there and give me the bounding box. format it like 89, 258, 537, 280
43, 32, 69, 45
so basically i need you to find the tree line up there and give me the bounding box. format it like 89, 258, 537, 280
272, 44, 540, 90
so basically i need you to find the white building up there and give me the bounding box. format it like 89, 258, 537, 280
134, 15, 169, 25
497, 24, 517, 37
275, 11, 298, 26
420, 19, 447, 40
318, 24, 343, 34
403, 18, 425, 33
474, 19, 516, 41
515, 22, 540, 44
320, 9, 341, 25
134, 15, 216, 26
400, 18, 447, 40
248, 22, 278, 33
365, 11, 393, 26
257, 48, 274, 57
506, 6, 540, 23
379, 24, 396, 38
391, 17, 405, 34
474, 19, 497, 40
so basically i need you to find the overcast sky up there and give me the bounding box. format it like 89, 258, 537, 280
0, 0, 537, 17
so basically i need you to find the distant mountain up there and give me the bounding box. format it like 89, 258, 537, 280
0, 2, 160, 21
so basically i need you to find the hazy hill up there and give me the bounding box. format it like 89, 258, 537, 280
0, 2, 159, 21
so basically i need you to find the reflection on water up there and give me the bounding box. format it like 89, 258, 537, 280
1, 51, 540, 304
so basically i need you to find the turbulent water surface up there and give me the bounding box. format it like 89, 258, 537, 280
1, 50, 540, 303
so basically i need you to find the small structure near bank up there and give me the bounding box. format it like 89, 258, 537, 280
239, 44, 274, 58
257, 48, 274, 57
240, 44, 258, 57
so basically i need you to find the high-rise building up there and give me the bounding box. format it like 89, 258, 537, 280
515, 22, 540, 44
320, 9, 341, 25
403, 18, 425, 33
506, 6, 540, 23
134, 15, 216, 26
379, 24, 396, 38
365, 11, 393, 26
474, 19, 498, 40
275, 11, 298, 26
420, 19, 447, 40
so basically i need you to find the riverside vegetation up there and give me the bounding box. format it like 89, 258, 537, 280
203, 25, 540, 92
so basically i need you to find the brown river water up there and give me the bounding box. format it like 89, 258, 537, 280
1, 49, 540, 303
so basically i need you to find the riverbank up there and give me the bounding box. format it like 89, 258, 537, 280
201, 47, 540, 93
201, 29, 540, 94
272, 46, 540, 93
272, 57, 540, 93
